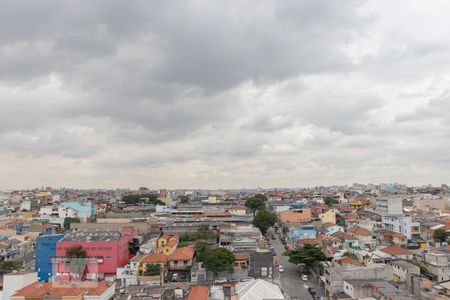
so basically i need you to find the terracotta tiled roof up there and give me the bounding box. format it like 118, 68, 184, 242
279, 210, 312, 223
347, 227, 370, 237
167, 239, 178, 247
334, 231, 357, 241
168, 247, 194, 261
323, 222, 336, 228
141, 252, 169, 264
380, 246, 413, 256
344, 214, 360, 221
338, 205, 353, 212
339, 257, 361, 266
187, 286, 209, 300
234, 252, 250, 261
378, 229, 407, 239
12, 281, 113, 297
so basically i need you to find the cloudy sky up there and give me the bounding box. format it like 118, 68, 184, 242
1, 0, 450, 189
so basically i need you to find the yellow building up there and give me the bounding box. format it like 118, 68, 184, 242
156, 235, 179, 255
319, 209, 336, 224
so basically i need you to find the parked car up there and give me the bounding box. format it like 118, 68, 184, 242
308, 287, 316, 295
214, 278, 228, 284
272, 234, 276, 239
171, 273, 179, 282
239, 277, 255, 282
301, 273, 308, 281
269, 245, 274, 250
278, 265, 284, 273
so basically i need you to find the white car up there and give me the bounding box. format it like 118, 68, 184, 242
301, 274, 308, 281
278, 265, 284, 273
214, 278, 228, 284
269, 245, 274, 250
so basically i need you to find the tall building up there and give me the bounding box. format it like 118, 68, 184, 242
35, 234, 64, 281
376, 197, 403, 215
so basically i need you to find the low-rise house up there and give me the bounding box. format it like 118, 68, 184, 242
290, 225, 316, 244
323, 223, 345, 235
156, 235, 179, 256
322, 262, 393, 299
248, 252, 273, 278
319, 209, 336, 224
422, 251, 450, 282
333, 231, 361, 249
279, 209, 312, 226
344, 213, 360, 226
234, 252, 250, 270
347, 227, 372, 247
168, 247, 194, 273
139, 252, 169, 284
380, 246, 414, 260
378, 229, 407, 247
391, 260, 420, 282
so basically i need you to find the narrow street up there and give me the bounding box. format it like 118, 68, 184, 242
269, 228, 324, 300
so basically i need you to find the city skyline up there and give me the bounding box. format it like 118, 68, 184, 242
2, 0, 450, 189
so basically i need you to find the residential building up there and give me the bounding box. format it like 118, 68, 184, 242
347, 227, 372, 247
156, 235, 179, 255
376, 197, 403, 215
391, 260, 420, 282
380, 246, 414, 260
381, 215, 420, 239
168, 247, 195, 274
290, 225, 316, 244
319, 209, 336, 224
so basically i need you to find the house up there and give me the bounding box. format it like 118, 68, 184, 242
279, 209, 312, 225
227, 206, 247, 216
391, 260, 420, 282
333, 231, 361, 249
234, 252, 250, 270
378, 229, 407, 247
380, 246, 414, 260
319, 209, 336, 224
344, 214, 360, 226
156, 235, 179, 256
322, 262, 393, 299
168, 247, 195, 274
347, 227, 372, 247
2, 272, 38, 300
323, 223, 345, 235
381, 215, 420, 239
290, 225, 316, 244
139, 252, 169, 284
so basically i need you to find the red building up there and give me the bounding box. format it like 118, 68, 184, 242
55, 227, 139, 280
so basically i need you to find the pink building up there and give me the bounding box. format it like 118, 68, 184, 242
55, 227, 139, 280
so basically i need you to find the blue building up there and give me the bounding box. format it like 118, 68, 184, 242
35, 234, 64, 281
291, 225, 316, 244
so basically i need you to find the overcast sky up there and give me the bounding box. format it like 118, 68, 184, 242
1, 0, 450, 190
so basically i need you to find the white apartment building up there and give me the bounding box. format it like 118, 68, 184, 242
376, 197, 403, 215
381, 215, 420, 239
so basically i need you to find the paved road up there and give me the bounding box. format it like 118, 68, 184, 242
270, 228, 324, 300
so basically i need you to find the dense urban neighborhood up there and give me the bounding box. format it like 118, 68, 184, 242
0, 184, 448, 299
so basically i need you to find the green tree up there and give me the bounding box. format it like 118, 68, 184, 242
433, 228, 448, 244
245, 197, 266, 216
63, 217, 81, 230
324, 197, 339, 206
195, 239, 209, 262
284, 244, 327, 271
121, 193, 165, 206
143, 263, 161, 276
253, 209, 277, 235
202, 248, 235, 281
0, 260, 22, 274
66, 246, 87, 258
342, 251, 357, 259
